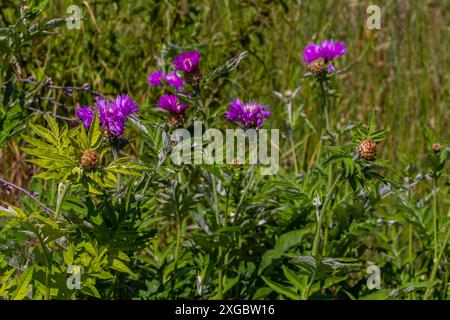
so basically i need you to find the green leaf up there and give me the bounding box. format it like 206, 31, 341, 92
204, 51, 248, 82
117, 252, 130, 262
258, 230, 304, 275
282, 266, 307, 292
63, 244, 75, 267
11, 267, 33, 300
45, 114, 60, 138
88, 112, 102, 149
261, 276, 301, 300
111, 259, 134, 275
29, 123, 57, 145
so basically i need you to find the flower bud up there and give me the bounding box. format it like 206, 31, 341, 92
358, 139, 377, 160
184, 68, 203, 88
80, 149, 99, 169
432, 143, 441, 153
168, 110, 187, 127
307, 58, 327, 77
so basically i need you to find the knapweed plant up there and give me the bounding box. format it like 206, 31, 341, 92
0, 1, 448, 301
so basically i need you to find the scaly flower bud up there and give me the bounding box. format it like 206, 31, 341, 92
432, 143, 441, 153
358, 139, 378, 160
80, 149, 99, 169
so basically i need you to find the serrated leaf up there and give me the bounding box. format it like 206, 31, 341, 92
87, 112, 102, 149
111, 259, 134, 275
11, 267, 33, 300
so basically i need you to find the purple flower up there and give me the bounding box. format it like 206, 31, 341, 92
302, 40, 347, 73
303, 43, 322, 64
76, 107, 94, 129
327, 64, 335, 73
157, 94, 187, 113
148, 70, 165, 86
319, 40, 347, 62
225, 98, 271, 128
173, 51, 200, 73
76, 94, 138, 137
148, 70, 184, 91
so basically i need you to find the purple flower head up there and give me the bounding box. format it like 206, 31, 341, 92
173, 51, 200, 73
303, 43, 322, 64
148, 70, 165, 86
327, 64, 335, 73
225, 98, 271, 128
76, 107, 94, 129
148, 70, 184, 91
302, 40, 347, 73
319, 40, 347, 62
157, 94, 187, 113
76, 94, 138, 137
164, 72, 184, 91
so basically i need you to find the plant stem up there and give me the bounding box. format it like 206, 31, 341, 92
424, 225, 450, 299
235, 165, 255, 222
322, 164, 333, 256
0, 177, 57, 216
289, 130, 299, 175
433, 176, 438, 263
55, 182, 71, 221
218, 247, 224, 299
319, 80, 330, 134
34, 230, 52, 300
174, 214, 182, 269
211, 174, 220, 226
312, 173, 341, 257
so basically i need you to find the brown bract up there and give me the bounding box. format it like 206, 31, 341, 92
80, 149, 100, 169
358, 139, 378, 160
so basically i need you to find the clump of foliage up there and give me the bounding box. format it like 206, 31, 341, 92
0, 1, 448, 300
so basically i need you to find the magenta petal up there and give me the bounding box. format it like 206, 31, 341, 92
173, 51, 201, 73
327, 64, 335, 73
76, 107, 94, 129
157, 94, 186, 113
225, 99, 270, 128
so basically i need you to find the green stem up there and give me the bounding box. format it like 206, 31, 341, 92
174, 215, 182, 268
35, 230, 52, 300
322, 164, 333, 256
225, 170, 236, 221
312, 173, 342, 257
55, 182, 71, 221
211, 174, 220, 226
289, 132, 299, 175
235, 165, 255, 222
433, 177, 438, 263
319, 80, 330, 134
218, 247, 224, 299
424, 226, 450, 299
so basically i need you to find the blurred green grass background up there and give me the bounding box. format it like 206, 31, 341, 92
2, 0, 449, 165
